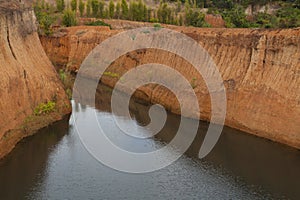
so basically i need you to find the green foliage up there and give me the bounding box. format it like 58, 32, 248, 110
91, 0, 99, 17
44, 0, 300, 29
99, 0, 105, 18
58, 69, 74, 100
56, 0, 65, 12
276, 6, 300, 28
157, 2, 172, 24
212, 0, 234, 10
34, 1, 56, 36
34, 101, 56, 115
253, 12, 278, 28
115, 1, 122, 19
190, 77, 197, 89
121, 0, 129, 19
79, 0, 85, 16
129, 0, 147, 21
153, 23, 162, 30
221, 5, 250, 28
185, 8, 208, 27
103, 71, 119, 78
109, 0, 115, 18
59, 69, 66, 83
71, 0, 78, 12
62, 9, 77, 27
85, 20, 112, 28
86, 0, 92, 17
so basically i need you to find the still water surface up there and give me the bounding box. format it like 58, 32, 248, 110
0, 85, 299, 199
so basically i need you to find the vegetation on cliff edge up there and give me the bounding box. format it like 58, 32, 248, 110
34, 0, 300, 34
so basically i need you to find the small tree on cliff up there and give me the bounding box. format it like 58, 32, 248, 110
91, 0, 99, 17
63, 9, 77, 27
99, 0, 105, 18
115, 1, 121, 19
86, 0, 92, 17
71, 0, 78, 12
109, 0, 115, 19
79, 0, 85, 16
121, 0, 129, 19
56, 0, 65, 12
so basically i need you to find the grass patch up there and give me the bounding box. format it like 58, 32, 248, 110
58, 69, 74, 100
103, 71, 119, 78
34, 101, 56, 116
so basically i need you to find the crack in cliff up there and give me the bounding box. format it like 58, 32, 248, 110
6, 16, 16, 60
261, 35, 268, 79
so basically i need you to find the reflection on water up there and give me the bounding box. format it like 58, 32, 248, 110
0, 119, 69, 200
0, 84, 299, 199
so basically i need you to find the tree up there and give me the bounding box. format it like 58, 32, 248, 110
185, 9, 207, 27
121, 0, 129, 19
91, 0, 99, 17
221, 5, 249, 28
35, 10, 56, 35
63, 9, 77, 27
129, 0, 146, 21
86, 0, 92, 17
176, 0, 181, 13
79, 0, 85, 16
137, 0, 146, 21
99, 1, 105, 18
276, 6, 300, 28
157, 2, 172, 23
56, 0, 65, 12
115, 1, 121, 19
109, 0, 115, 19
71, 0, 77, 12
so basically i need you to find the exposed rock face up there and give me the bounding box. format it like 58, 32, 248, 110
40, 22, 300, 149
205, 14, 225, 28
0, 0, 71, 158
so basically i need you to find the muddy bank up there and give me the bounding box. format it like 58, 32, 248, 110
0, 0, 71, 159
40, 21, 300, 149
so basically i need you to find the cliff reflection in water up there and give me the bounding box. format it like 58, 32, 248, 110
92, 83, 300, 199
0, 118, 70, 199
0, 83, 299, 199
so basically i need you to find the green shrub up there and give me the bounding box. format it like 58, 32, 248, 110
253, 12, 278, 28
185, 9, 207, 27
34, 1, 56, 36
56, 0, 65, 12
71, 0, 77, 12
34, 101, 56, 115
276, 6, 300, 28
85, 20, 111, 28
153, 23, 162, 30
62, 9, 77, 27
221, 5, 250, 28
79, 0, 85, 16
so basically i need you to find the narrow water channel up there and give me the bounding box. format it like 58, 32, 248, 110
0, 84, 299, 199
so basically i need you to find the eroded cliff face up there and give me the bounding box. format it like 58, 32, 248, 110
0, 0, 71, 158
40, 21, 300, 149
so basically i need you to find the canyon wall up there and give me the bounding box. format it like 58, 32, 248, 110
40, 21, 300, 149
0, 0, 71, 158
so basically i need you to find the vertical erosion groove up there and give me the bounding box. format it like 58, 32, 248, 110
6, 15, 16, 60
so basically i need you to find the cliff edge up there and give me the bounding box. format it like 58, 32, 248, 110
0, 0, 71, 159
40, 21, 300, 149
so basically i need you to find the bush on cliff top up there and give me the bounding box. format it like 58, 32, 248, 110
62, 9, 77, 27
85, 20, 112, 29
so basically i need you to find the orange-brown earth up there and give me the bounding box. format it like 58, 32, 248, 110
40, 20, 300, 149
0, 0, 71, 159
